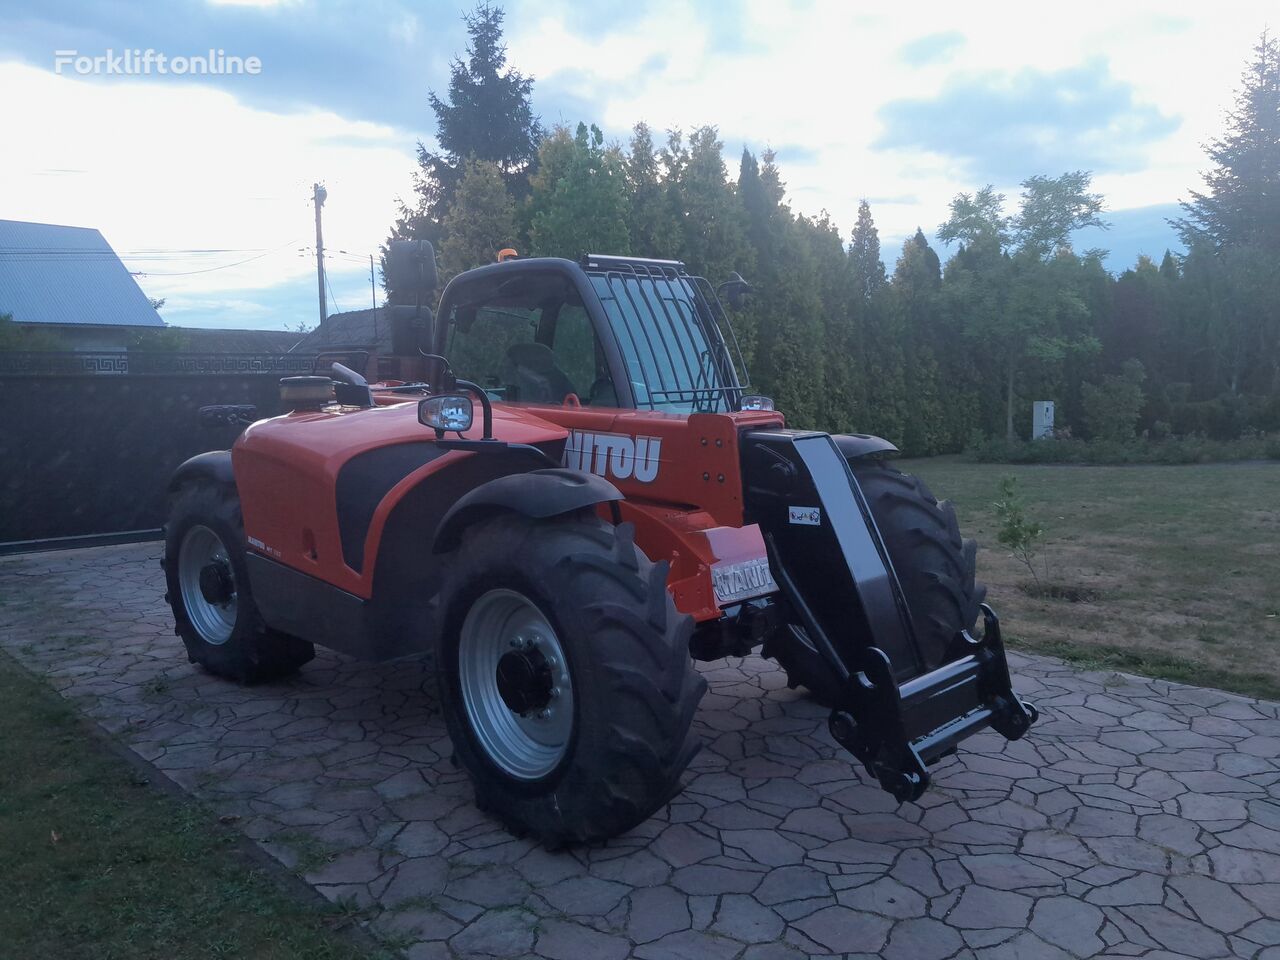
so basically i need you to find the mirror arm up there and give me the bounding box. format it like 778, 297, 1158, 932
454, 378, 494, 440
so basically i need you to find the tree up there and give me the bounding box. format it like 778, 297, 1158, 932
937, 186, 1009, 251
527, 123, 630, 259
892, 230, 946, 454
941, 182, 1103, 441
734, 147, 823, 426
673, 126, 746, 283
439, 158, 517, 278
803, 210, 857, 432
1081, 359, 1146, 442
848, 200, 886, 301
386, 3, 541, 270
626, 123, 678, 257
1177, 30, 1280, 251
1174, 31, 1280, 397
1011, 172, 1106, 260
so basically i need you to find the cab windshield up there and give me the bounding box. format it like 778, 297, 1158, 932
587, 269, 739, 413
444, 264, 744, 413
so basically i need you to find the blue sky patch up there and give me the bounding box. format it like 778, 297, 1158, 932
875, 58, 1180, 180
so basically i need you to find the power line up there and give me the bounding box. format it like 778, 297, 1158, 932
0, 246, 277, 255
129, 239, 301, 277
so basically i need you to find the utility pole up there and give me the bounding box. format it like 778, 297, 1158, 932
312, 182, 328, 328
370, 254, 378, 346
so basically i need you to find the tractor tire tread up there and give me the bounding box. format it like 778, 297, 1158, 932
854, 462, 986, 667
163, 482, 314, 685
437, 513, 704, 846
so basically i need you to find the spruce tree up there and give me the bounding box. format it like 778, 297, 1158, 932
848, 200, 886, 301
1175, 31, 1280, 396
1178, 31, 1280, 251
386, 3, 541, 266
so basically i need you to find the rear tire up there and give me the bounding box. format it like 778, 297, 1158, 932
771, 461, 985, 701
164, 482, 314, 684
436, 513, 705, 845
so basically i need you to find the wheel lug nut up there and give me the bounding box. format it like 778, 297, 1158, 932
537, 708, 552, 720
549, 687, 561, 699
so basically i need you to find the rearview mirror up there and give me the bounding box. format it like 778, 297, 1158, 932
387, 239, 439, 303
716, 272, 754, 311
386, 304, 434, 356
419, 394, 473, 436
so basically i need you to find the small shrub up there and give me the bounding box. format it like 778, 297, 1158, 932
993, 475, 1045, 584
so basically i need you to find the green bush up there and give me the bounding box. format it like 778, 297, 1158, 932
965, 432, 1280, 465
1080, 359, 1146, 442
1169, 393, 1258, 439
0, 313, 64, 351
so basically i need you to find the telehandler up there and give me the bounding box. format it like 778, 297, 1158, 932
165, 242, 1036, 844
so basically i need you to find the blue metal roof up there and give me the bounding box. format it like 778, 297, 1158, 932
0, 219, 163, 327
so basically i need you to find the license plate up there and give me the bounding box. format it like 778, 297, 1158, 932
711, 556, 778, 605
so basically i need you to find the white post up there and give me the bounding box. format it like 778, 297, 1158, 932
1032, 401, 1055, 440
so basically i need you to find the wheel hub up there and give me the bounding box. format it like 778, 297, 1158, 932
177, 525, 237, 646
457, 588, 575, 780
495, 648, 554, 715
198, 560, 234, 605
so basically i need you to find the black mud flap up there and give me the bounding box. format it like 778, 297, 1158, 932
742, 429, 1038, 802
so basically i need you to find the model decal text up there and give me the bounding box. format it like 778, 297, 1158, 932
563, 429, 662, 483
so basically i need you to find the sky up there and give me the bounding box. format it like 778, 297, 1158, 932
0, 0, 1272, 330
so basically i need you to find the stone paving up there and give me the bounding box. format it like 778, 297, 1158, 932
2, 542, 1279, 960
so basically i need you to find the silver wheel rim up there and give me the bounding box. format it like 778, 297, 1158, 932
178, 525, 237, 645
458, 588, 574, 780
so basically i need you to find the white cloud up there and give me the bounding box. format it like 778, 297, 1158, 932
0, 62, 414, 326
2, 0, 1272, 328
512, 0, 1268, 245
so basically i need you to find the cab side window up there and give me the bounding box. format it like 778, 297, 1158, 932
447, 281, 618, 407
552, 304, 617, 407
447, 304, 540, 396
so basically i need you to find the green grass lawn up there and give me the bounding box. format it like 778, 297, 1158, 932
0, 650, 391, 960
900, 456, 1280, 701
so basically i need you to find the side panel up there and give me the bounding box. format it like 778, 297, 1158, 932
233, 400, 568, 599
335, 442, 448, 571
246, 553, 377, 659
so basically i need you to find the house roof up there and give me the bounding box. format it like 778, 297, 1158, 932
295, 308, 393, 354
0, 219, 163, 327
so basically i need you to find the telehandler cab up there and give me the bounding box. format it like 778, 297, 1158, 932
164, 241, 1037, 844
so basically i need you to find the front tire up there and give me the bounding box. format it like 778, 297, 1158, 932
436, 513, 705, 845
770, 461, 985, 700
164, 482, 314, 684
